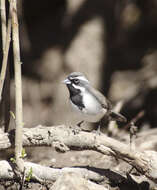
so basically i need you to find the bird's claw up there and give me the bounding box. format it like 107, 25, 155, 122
71, 125, 81, 135
92, 129, 102, 136
92, 125, 102, 136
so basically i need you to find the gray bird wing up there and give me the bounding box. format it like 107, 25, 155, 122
87, 86, 112, 110
86, 85, 127, 123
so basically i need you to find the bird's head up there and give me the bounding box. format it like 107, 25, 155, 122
63, 72, 90, 94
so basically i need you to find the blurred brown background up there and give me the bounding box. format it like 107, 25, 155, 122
1, 0, 157, 161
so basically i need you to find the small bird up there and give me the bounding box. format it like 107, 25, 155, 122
63, 72, 126, 132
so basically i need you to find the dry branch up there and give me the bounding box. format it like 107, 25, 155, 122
11, 0, 23, 170
1, 125, 157, 183
0, 160, 103, 182
50, 172, 107, 190
0, 0, 6, 47
0, 0, 12, 100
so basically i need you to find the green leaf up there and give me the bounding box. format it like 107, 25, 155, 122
26, 167, 33, 182
21, 148, 27, 158
10, 157, 16, 163
10, 111, 16, 120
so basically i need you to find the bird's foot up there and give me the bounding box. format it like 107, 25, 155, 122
71, 125, 81, 135
92, 130, 102, 136
92, 125, 102, 136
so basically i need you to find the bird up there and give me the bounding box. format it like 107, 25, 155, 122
63, 72, 127, 133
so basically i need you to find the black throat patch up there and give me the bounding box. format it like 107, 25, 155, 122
67, 84, 85, 110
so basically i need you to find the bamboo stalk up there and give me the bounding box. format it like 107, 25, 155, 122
11, 0, 23, 170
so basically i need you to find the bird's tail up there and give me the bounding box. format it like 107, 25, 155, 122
109, 111, 127, 123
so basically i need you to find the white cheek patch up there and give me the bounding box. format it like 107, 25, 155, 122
76, 76, 89, 83
72, 84, 86, 92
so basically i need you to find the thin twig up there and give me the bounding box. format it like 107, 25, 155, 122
129, 122, 138, 151
20, 167, 26, 190
124, 110, 145, 130
0, 0, 12, 101
11, 0, 24, 170
0, 0, 6, 47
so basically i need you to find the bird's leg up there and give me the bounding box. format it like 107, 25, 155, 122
96, 122, 102, 135
92, 121, 102, 135
72, 121, 84, 134
97, 124, 101, 134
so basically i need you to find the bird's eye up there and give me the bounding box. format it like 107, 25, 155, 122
73, 79, 79, 84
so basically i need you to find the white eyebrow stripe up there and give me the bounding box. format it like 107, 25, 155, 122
76, 76, 89, 83
72, 83, 86, 92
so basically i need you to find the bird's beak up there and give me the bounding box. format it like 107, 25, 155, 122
62, 78, 71, 84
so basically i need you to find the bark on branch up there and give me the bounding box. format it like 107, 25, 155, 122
0, 160, 103, 182
0, 0, 12, 101
11, 0, 23, 170
1, 125, 157, 183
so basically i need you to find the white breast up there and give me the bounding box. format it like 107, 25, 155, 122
70, 92, 107, 123
83, 93, 102, 114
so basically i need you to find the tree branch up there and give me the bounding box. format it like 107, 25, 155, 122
0, 0, 12, 101
0, 0, 6, 48
0, 160, 103, 182
50, 172, 108, 190
1, 125, 157, 183
11, 0, 23, 170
